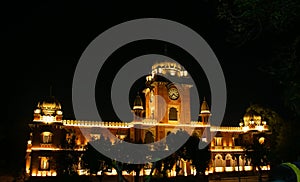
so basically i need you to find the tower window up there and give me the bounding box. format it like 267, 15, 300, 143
41, 132, 53, 144
39, 156, 50, 170
169, 107, 178, 121
215, 137, 222, 146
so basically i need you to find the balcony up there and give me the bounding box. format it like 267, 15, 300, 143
211, 146, 244, 152
40, 143, 53, 148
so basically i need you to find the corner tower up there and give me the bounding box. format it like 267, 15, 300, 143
199, 97, 211, 124
131, 92, 144, 121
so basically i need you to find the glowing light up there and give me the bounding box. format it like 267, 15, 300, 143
146, 75, 152, 82
77, 169, 89, 175
210, 148, 244, 152
205, 170, 209, 175
244, 166, 252, 171
225, 167, 234, 172
144, 169, 151, 175
215, 167, 224, 172
104, 168, 118, 175
259, 137, 265, 144
235, 166, 243, 171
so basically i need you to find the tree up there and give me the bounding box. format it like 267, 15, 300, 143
56, 129, 81, 176
217, 0, 300, 163
245, 104, 283, 165
245, 133, 270, 182
217, 0, 300, 47
182, 133, 211, 176
83, 138, 113, 182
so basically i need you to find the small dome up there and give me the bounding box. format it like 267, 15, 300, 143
200, 98, 210, 114
243, 110, 261, 122
37, 96, 62, 116
133, 94, 143, 110
243, 109, 262, 126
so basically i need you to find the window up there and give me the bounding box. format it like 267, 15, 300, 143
215, 137, 222, 146
90, 134, 100, 141
150, 108, 154, 119
226, 159, 231, 167
144, 131, 154, 144
41, 132, 53, 143
215, 155, 223, 167
169, 107, 178, 121
39, 157, 49, 170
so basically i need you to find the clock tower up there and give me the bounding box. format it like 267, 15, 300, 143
144, 61, 192, 125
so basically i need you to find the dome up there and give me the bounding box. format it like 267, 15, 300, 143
133, 94, 143, 110
200, 98, 210, 114
151, 61, 188, 78
37, 96, 62, 116
243, 109, 262, 126
243, 110, 261, 121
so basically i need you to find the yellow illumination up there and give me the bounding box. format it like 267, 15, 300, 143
144, 169, 151, 175
244, 166, 252, 171
205, 170, 209, 175
225, 167, 234, 172
259, 137, 265, 144
210, 148, 244, 152
235, 166, 243, 171
105, 168, 118, 175
215, 167, 224, 172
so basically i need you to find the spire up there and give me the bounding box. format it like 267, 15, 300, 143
200, 97, 210, 113
133, 92, 143, 110
199, 97, 211, 123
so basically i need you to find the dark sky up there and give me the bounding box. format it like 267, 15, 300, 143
1, 1, 286, 172
2, 1, 282, 121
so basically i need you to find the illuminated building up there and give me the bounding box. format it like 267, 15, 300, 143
25, 61, 270, 178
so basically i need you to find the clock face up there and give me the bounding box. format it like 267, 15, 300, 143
168, 87, 179, 100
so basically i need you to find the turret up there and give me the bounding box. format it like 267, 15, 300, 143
132, 93, 144, 121
199, 97, 211, 123
33, 96, 63, 124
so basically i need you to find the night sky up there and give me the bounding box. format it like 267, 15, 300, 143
1, 1, 287, 173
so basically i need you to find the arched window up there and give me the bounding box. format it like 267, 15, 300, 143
215, 154, 223, 167
41, 132, 53, 144
225, 154, 232, 167
39, 156, 49, 170
169, 107, 178, 121
144, 131, 154, 144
